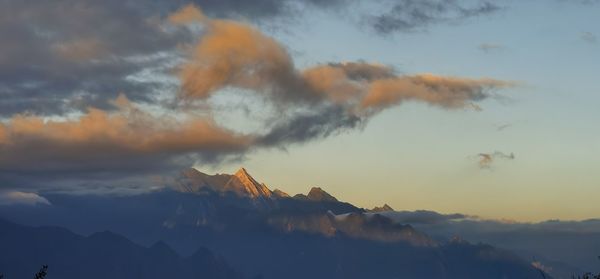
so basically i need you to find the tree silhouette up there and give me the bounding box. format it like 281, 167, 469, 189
33, 265, 48, 279
0, 265, 47, 279
571, 257, 600, 279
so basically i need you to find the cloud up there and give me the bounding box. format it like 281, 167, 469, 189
176, 7, 511, 144
0, 190, 51, 206
477, 151, 515, 169
0, 95, 252, 175
581, 32, 597, 44
368, 0, 502, 34
0, 4, 513, 192
0, 0, 199, 117
377, 210, 471, 225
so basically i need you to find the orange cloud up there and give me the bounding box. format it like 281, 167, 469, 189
168, 4, 208, 24
174, 6, 510, 114
0, 95, 251, 172
178, 16, 307, 103
361, 74, 512, 112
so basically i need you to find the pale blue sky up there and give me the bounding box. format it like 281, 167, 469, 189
202, 0, 600, 221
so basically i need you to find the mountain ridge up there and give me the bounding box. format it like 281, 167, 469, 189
175, 167, 283, 199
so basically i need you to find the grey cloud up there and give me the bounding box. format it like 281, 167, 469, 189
368, 0, 502, 34
0, 0, 193, 116
177, 0, 347, 19
257, 105, 363, 147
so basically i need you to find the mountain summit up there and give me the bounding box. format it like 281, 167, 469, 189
369, 204, 394, 212
224, 168, 272, 198
292, 187, 339, 202
175, 168, 281, 199
307, 187, 338, 202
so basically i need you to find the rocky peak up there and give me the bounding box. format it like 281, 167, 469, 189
272, 189, 291, 198
306, 187, 338, 202
175, 168, 232, 193
224, 168, 272, 199
174, 167, 273, 199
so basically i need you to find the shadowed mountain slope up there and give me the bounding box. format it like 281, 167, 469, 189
0, 218, 239, 279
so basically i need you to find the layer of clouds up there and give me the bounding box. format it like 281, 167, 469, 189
375, 210, 471, 224
0, 190, 51, 206
0, 4, 512, 192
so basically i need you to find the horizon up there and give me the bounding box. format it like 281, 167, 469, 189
191, 166, 600, 223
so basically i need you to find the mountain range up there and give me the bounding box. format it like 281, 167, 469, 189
0, 218, 239, 279
0, 168, 550, 278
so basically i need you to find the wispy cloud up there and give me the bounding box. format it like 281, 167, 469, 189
368, 1, 502, 34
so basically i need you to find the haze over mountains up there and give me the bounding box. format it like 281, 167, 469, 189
0, 167, 563, 279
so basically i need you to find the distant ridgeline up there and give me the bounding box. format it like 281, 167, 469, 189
0, 168, 548, 279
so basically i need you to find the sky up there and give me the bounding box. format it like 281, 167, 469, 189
0, 0, 598, 222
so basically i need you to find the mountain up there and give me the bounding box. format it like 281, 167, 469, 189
306, 187, 338, 202
376, 210, 598, 278
272, 189, 290, 198
0, 168, 549, 279
0, 218, 239, 279
175, 167, 278, 199
293, 187, 339, 202
369, 204, 394, 212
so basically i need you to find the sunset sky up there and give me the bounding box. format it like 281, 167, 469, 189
0, 0, 598, 222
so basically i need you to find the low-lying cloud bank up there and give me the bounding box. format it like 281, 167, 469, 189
0, 190, 51, 206
0, 4, 512, 191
